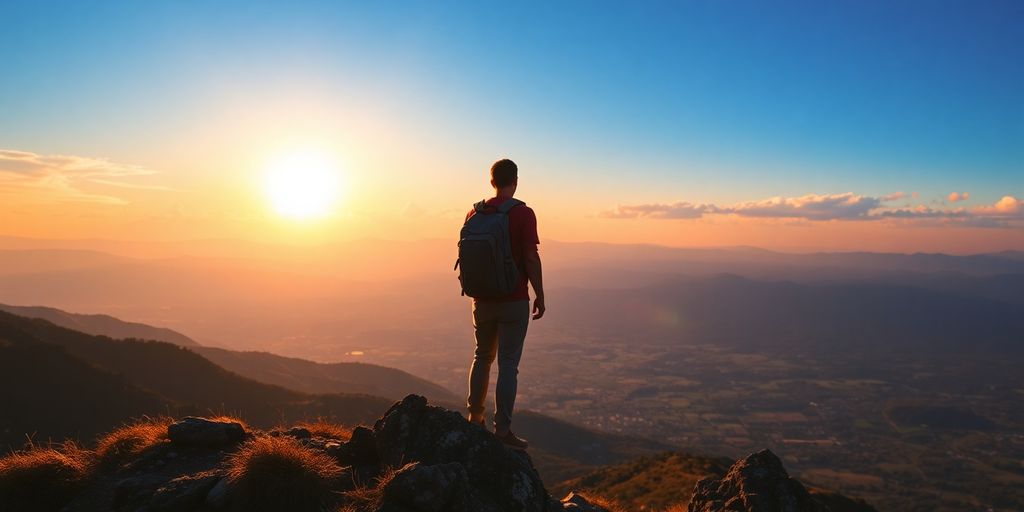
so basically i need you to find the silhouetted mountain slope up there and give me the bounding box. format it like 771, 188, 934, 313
0, 303, 199, 347
0, 311, 392, 435
556, 274, 1024, 352
193, 346, 459, 402
0, 341, 170, 449
0, 302, 460, 401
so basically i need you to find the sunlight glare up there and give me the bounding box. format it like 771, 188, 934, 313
263, 150, 343, 220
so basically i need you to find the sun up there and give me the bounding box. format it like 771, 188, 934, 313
263, 150, 343, 220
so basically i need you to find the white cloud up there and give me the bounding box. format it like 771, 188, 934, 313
599, 201, 716, 219
0, 149, 162, 204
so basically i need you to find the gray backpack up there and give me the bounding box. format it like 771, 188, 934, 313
455, 198, 525, 298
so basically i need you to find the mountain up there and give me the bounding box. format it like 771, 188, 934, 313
0, 311, 673, 487
193, 346, 459, 403
0, 310, 393, 448
0, 395, 873, 512
0, 340, 171, 449
0, 302, 459, 402
0, 303, 199, 347
553, 274, 1024, 352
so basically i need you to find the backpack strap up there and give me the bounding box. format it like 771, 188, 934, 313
496, 198, 525, 214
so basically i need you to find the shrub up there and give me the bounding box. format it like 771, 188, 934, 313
226, 436, 344, 512
296, 420, 353, 441
0, 442, 92, 512
95, 417, 172, 465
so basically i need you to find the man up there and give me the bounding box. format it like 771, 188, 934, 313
464, 158, 545, 450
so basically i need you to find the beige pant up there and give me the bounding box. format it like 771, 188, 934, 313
467, 300, 530, 434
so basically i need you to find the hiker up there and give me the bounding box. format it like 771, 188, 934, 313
456, 158, 545, 450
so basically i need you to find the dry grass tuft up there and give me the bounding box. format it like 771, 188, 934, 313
572, 492, 629, 512
207, 415, 250, 430
95, 417, 172, 464
296, 419, 353, 441
226, 435, 344, 512
0, 442, 93, 512
339, 464, 408, 512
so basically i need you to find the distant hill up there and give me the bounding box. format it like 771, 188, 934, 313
0, 303, 199, 347
193, 346, 459, 403
0, 302, 459, 402
0, 310, 392, 448
554, 274, 1024, 352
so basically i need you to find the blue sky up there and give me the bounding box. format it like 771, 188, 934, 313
1, 1, 1022, 249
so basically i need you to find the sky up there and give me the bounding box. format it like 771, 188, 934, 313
1, 1, 1022, 252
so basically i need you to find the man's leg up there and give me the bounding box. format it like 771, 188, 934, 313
467, 301, 498, 422
493, 300, 530, 435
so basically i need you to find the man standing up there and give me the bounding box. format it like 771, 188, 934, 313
463, 158, 544, 450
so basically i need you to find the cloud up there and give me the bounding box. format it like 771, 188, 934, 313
723, 193, 883, 221
948, 191, 970, 202
601, 192, 1024, 227
599, 201, 716, 219
0, 148, 162, 204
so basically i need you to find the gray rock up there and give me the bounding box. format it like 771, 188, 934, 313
150, 473, 221, 512
205, 477, 230, 509
688, 449, 826, 512
167, 417, 245, 447
373, 394, 550, 512
381, 462, 469, 512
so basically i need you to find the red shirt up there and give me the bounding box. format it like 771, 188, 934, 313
465, 196, 539, 302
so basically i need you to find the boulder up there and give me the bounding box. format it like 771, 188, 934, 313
381, 462, 469, 512
688, 449, 826, 512
167, 417, 245, 447
373, 394, 551, 512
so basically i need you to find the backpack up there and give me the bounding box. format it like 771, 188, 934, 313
455, 198, 525, 298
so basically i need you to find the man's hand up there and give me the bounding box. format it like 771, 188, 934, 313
532, 295, 546, 320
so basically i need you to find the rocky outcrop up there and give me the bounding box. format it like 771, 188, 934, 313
20, 396, 872, 512
688, 449, 825, 512
167, 417, 245, 447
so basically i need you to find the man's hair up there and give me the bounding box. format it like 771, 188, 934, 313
490, 159, 518, 188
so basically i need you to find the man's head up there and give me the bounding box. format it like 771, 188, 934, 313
490, 158, 518, 193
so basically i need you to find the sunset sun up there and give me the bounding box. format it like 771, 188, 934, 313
263, 150, 343, 220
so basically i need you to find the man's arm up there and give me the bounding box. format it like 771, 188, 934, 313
524, 249, 545, 320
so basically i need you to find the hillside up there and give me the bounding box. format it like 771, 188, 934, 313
557, 450, 877, 512
0, 310, 393, 446
0, 302, 459, 402
193, 346, 460, 403
0, 395, 873, 512
0, 303, 199, 347
0, 310, 673, 486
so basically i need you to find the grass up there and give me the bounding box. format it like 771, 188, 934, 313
226, 435, 344, 512
0, 442, 93, 512
295, 419, 353, 441
94, 416, 173, 465
339, 464, 407, 512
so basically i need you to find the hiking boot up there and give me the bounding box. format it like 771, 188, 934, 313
467, 415, 486, 429
495, 430, 529, 450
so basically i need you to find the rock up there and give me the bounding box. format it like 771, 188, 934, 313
112, 474, 165, 511
381, 462, 469, 512
337, 425, 378, 466
205, 477, 230, 508
285, 427, 311, 440
688, 449, 826, 512
167, 417, 245, 447
149, 473, 221, 512
373, 394, 550, 512
561, 492, 613, 511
